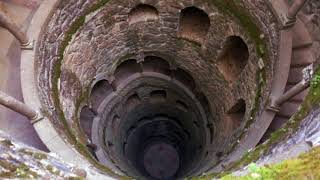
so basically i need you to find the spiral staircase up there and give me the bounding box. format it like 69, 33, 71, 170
0, 0, 319, 179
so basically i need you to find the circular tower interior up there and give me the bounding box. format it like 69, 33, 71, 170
1, 0, 320, 179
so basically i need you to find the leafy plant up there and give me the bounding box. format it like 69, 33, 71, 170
311, 75, 320, 88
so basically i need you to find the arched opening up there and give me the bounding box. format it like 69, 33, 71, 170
80, 106, 95, 140
125, 93, 141, 112
84, 53, 210, 179
128, 4, 159, 25
90, 80, 113, 110
178, 6, 210, 44
224, 99, 246, 134
174, 68, 196, 91
111, 115, 120, 132
217, 36, 249, 83
114, 59, 140, 87
143, 56, 171, 76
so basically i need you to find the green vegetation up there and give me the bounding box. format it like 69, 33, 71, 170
194, 67, 320, 179
311, 74, 320, 88
0, 161, 39, 179
200, 0, 268, 167
18, 148, 48, 160
50, 0, 130, 179
33, 152, 48, 160
46, 165, 61, 176
52, 0, 268, 179
221, 146, 320, 180
191, 2, 320, 179
207, 0, 268, 58
49, 0, 320, 179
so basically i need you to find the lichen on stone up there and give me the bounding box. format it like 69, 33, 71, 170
0, 131, 82, 179
193, 66, 320, 179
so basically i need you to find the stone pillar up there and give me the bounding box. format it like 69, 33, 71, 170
0, 10, 32, 48
0, 90, 41, 123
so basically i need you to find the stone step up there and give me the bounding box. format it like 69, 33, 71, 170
291, 47, 316, 67
90, 81, 113, 110
278, 101, 301, 118
262, 9, 313, 146
269, 116, 289, 130
80, 106, 95, 139
292, 19, 313, 49
259, 115, 291, 144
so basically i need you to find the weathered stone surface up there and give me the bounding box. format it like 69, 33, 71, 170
37, 0, 278, 139
256, 109, 320, 165
34, 0, 280, 176
0, 131, 83, 179
301, 0, 320, 63
230, 109, 320, 177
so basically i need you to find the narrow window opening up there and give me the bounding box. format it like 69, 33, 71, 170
225, 99, 246, 132
80, 106, 95, 140
125, 94, 141, 111
90, 80, 113, 110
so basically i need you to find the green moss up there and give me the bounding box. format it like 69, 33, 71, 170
51, 0, 114, 142
15, 164, 35, 178
51, 12, 86, 144
221, 146, 320, 180
195, 67, 320, 179
193, 147, 320, 180
192, 1, 319, 170
219, 67, 265, 163
184, 1, 270, 179
49, 0, 131, 178
46, 165, 61, 176
17, 149, 48, 160
202, 0, 268, 157
73, 89, 91, 144
207, 0, 268, 58
0, 161, 39, 179
33, 152, 48, 160
48, 0, 271, 179
18, 148, 34, 156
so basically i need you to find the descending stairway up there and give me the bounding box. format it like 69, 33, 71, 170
261, 16, 316, 142
0, 0, 319, 178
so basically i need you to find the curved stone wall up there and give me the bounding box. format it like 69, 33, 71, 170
33, 0, 281, 178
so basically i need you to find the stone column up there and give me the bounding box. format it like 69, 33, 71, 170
0, 10, 32, 48
0, 90, 41, 123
